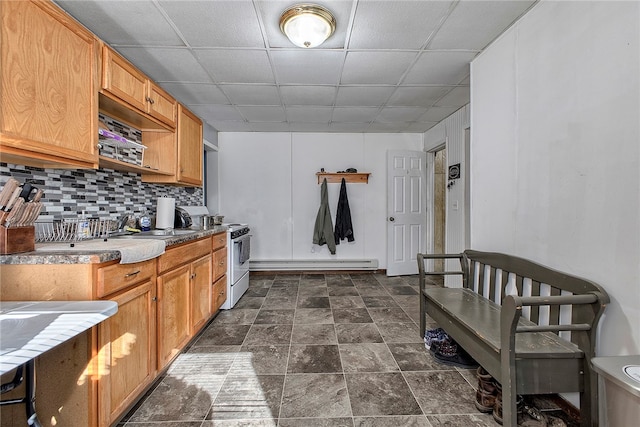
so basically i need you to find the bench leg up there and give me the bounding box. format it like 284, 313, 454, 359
501, 297, 520, 427
581, 365, 599, 427
419, 288, 426, 338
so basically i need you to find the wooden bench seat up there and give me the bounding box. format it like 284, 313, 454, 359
418, 250, 609, 427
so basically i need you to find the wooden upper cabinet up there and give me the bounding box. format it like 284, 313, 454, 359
101, 45, 176, 129
0, 0, 98, 169
142, 104, 203, 186
177, 105, 203, 186
101, 47, 148, 113
147, 82, 176, 127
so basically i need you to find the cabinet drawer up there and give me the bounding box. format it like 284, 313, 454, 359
213, 247, 227, 281
212, 232, 226, 250
211, 275, 227, 313
158, 238, 211, 274
97, 259, 155, 298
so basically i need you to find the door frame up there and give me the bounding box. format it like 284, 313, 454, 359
425, 139, 447, 270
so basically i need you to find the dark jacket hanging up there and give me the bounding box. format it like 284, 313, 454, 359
334, 177, 354, 244
313, 178, 336, 254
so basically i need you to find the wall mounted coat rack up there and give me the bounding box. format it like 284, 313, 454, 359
316, 172, 370, 184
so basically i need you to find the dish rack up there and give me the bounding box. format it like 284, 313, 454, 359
35, 218, 115, 243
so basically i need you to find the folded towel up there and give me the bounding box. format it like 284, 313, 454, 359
238, 235, 251, 264
36, 239, 166, 264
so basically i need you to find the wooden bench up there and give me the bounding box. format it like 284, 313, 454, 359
418, 250, 609, 427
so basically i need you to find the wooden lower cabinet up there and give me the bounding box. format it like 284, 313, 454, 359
212, 275, 227, 313
0, 235, 227, 426
98, 279, 156, 427
156, 264, 191, 369
191, 254, 213, 334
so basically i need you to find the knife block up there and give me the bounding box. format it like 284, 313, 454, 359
0, 226, 35, 254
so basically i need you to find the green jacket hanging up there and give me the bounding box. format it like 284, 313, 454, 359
312, 178, 336, 254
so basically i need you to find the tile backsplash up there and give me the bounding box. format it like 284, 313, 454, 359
1, 114, 203, 222
0, 163, 203, 221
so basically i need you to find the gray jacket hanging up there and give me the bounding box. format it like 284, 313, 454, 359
312, 178, 336, 254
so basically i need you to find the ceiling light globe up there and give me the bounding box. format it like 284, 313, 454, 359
280, 4, 336, 48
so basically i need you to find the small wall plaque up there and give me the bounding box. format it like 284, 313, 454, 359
448, 163, 461, 180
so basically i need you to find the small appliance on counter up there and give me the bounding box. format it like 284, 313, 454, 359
176, 205, 210, 229
174, 207, 193, 229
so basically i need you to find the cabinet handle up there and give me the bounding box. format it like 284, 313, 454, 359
152, 297, 157, 302
125, 270, 141, 278
191, 273, 197, 279
146, 96, 155, 104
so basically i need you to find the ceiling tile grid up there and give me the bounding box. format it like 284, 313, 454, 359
55, 0, 537, 133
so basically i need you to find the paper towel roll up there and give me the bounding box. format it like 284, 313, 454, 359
156, 197, 175, 229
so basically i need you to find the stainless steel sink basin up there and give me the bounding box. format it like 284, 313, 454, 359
110, 229, 197, 239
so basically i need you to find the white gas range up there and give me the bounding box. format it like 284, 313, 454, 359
220, 223, 251, 309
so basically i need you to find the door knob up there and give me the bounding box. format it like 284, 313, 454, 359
389, 217, 395, 222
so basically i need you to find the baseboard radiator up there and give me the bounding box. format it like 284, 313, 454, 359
250, 259, 379, 271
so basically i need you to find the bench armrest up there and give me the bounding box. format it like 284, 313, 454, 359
417, 253, 467, 282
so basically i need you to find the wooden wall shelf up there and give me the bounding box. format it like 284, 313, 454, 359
99, 156, 173, 176
316, 172, 370, 184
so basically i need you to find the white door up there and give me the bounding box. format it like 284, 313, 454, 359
386, 150, 427, 276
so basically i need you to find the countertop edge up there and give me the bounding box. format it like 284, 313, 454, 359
0, 227, 227, 265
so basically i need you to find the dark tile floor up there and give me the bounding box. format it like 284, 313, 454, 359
116, 273, 507, 426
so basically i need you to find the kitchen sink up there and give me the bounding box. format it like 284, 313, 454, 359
110, 229, 197, 239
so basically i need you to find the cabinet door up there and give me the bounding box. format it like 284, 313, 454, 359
157, 265, 191, 369
101, 46, 148, 113
148, 82, 176, 127
176, 105, 203, 186
99, 279, 156, 427
191, 254, 212, 334
213, 246, 227, 282
212, 275, 227, 313
0, 0, 98, 168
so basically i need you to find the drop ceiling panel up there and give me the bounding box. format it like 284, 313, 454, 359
376, 107, 428, 122
403, 51, 477, 85
286, 107, 333, 123
429, 1, 536, 49
348, 0, 454, 49
237, 106, 287, 121
159, 83, 229, 105
159, 0, 265, 48
188, 105, 245, 121
341, 51, 418, 84
55, 1, 184, 46
417, 106, 461, 123
221, 85, 281, 105
331, 107, 380, 123
335, 86, 396, 107
271, 50, 345, 84
115, 47, 212, 83
434, 87, 471, 107
387, 87, 452, 107
196, 50, 275, 83
280, 86, 337, 106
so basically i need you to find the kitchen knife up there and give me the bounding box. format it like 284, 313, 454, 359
4, 197, 25, 227
0, 178, 20, 210
3, 186, 22, 213
32, 188, 44, 203
19, 183, 37, 202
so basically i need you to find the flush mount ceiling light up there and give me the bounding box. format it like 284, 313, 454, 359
280, 3, 336, 48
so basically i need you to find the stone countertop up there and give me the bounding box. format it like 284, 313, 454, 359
0, 226, 227, 265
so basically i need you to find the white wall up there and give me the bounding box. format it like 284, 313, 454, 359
218, 132, 423, 268
471, 0, 639, 421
